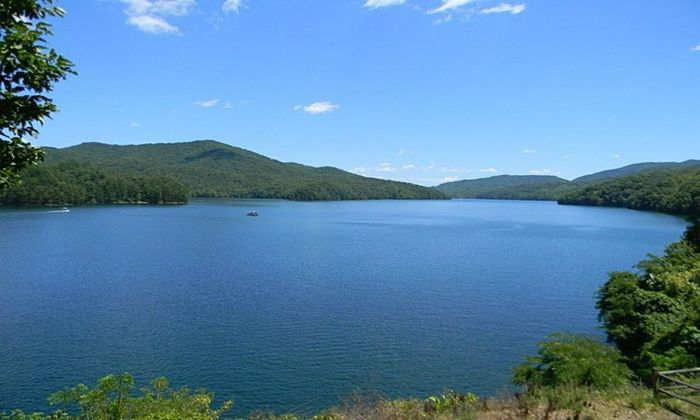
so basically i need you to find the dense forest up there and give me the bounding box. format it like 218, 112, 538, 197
0, 161, 189, 205
558, 167, 700, 215
34, 141, 445, 202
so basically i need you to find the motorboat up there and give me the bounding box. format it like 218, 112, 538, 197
246, 211, 258, 217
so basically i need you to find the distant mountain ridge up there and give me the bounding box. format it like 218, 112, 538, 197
434, 160, 700, 215
435, 160, 700, 202
435, 175, 570, 200
572, 160, 700, 184
39, 140, 445, 201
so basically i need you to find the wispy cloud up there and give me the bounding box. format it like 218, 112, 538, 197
691, 45, 700, 52
222, 0, 243, 13
376, 163, 397, 172
521, 148, 536, 154
123, 0, 196, 35
193, 98, 220, 108
564, 154, 574, 159
441, 176, 460, 183
295, 101, 339, 115
480, 167, 498, 174
528, 169, 561, 176
363, 0, 405, 9
427, 0, 475, 14
352, 166, 369, 174
129, 122, 140, 128
613, 154, 622, 159
480, 3, 526, 14
402, 164, 416, 170
433, 14, 454, 25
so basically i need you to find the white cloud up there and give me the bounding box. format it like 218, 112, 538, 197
129, 122, 140, 128
423, 162, 436, 170
363, 0, 405, 9
352, 166, 369, 174
441, 176, 460, 183
193, 98, 220, 108
376, 163, 397, 172
480, 167, 498, 173
433, 14, 454, 25
427, 0, 475, 14
521, 148, 536, 154
528, 169, 561, 176
691, 45, 700, 52
222, 0, 243, 13
223, 102, 233, 109
564, 154, 574, 159
295, 101, 339, 115
402, 164, 416, 170
127, 14, 180, 34
613, 154, 621, 159
480, 3, 526, 14
123, 0, 195, 35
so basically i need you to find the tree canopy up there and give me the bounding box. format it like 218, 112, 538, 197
0, 0, 74, 187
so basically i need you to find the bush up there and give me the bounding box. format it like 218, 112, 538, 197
513, 333, 632, 390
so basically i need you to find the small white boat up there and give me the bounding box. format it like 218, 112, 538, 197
59, 207, 70, 213
246, 211, 258, 217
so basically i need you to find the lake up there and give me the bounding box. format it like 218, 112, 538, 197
0, 199, 687, 416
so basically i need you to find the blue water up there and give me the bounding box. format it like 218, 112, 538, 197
0, 199, 687, 416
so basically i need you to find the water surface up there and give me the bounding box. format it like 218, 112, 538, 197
0, 199, 687, 415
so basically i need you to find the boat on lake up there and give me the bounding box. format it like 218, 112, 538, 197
246, 211, 258, 217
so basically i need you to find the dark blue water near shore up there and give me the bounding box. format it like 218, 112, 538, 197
0, 199, 687, 416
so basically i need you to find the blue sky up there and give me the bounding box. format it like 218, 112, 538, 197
39, 0, 700, 185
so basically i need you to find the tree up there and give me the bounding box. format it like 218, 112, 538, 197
0, 0, 74, 187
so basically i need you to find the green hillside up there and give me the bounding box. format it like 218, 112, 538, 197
573, 160, 700, 184
559, 166, 700, 215
435, 175, 572, 200
38, 140, 445, 201
0, 161, 189, 205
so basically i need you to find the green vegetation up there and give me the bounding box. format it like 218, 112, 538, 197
559, 167, 700, 215
0, 0, 75, 187
0, 161, 189, 205
11, 140, 444, 203
1, 373, 232, 420
513, 333, 632, 390
435, 175, 571, 200
597, 232, 700, 379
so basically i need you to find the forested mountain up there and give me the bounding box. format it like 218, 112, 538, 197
434, 175, 572, 200
33, 140, 444, 201
0, 161, 189, 205
572, 160, 700, 184
559, 167, 700, 215
434, 161, 700, 216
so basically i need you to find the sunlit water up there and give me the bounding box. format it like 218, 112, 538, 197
0, 199, 687, 416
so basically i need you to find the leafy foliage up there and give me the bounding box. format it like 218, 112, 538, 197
0, 161, 189, 205
512, 333, 632, 390
597, 235, 700, 378
40, 140, 446, 201
1, 374, 232, 420
0, 0, 75, 187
